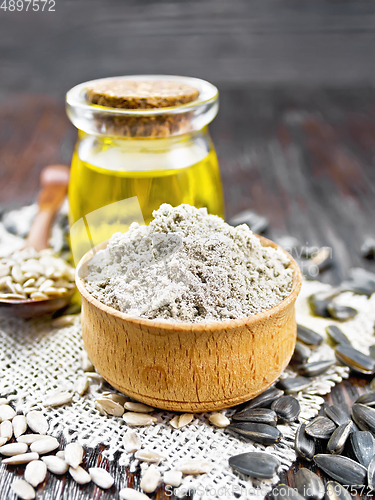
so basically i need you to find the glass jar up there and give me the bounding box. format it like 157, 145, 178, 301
66, 75, 224, 230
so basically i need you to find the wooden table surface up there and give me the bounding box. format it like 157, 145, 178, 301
0, 88, 375, 499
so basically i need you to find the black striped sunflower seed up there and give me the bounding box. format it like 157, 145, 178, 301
327, 303, 357, 321
327, 421, 353, 455
271, 396, 300, 423
349, 431, 375, 467
325, 481, 352, 500
305, 416, 336, 439
295, 468, 324, 500
232, 408, 277, 426
238, 386, 284, 411
295, 423, 315, 461
368, 456, 375, 490
291, 342, 311, 365
277, 377, 312, 394
351, 403, 375, 433
324, 405, 351, 426
355, 391, 375, 407
297, 325, 323, 347
226, 422, 282, 445
325, 325, 351, 346
335, 344, 375, 375
228, 451, 280, 479
297, 360, 333, 377
314, 454, 367, 487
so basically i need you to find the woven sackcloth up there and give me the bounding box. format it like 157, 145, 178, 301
1, 206, 375, 499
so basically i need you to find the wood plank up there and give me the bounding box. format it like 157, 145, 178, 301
1, 0, 375, 98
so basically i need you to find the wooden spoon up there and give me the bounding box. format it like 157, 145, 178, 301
26, 164, 70, 250
0, 165, 75, 318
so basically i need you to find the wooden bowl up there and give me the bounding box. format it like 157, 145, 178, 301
76, 236, 302, 412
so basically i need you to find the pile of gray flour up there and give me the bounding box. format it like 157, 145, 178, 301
84, 204, 294, 323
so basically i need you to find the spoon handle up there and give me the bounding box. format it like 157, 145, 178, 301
25, 164, 70, 251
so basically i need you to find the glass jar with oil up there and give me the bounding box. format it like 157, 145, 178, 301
66, 76, 224, 260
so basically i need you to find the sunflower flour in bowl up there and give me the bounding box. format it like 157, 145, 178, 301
84, 204, 293, 323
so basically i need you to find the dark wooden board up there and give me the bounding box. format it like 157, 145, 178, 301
0, 88, 374, 498
2, 0, 375, 99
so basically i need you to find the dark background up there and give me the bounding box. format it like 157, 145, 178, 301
1, 0, 375, 99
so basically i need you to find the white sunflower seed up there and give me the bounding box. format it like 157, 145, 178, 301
69, 465, 91, 485
26, 411, 48, 434
65, 442, 83, 468
23, 272, 39, 280
44, 266, 56, 278
24, 460, 47, 486
140, 464, 161, 493
30, 292, 48, 300
13, 415, 27, 438
23, 288, 38, 295
5, 277, 17, 294
88, 467, 114, 489
169, 413, 193, 429
123, 413, 157, 427
102, 392, 127, 405
38, 279, 54, 293
208, 413, 230, 428
51, 315, 76, 328
0, 264, 10, 278
56, 450, 65, 460
176, 460, 212, 475
22, 278, 35, 289
14, 282, 26, 293
30, 437, 59, 454
80, 351, 94, 372
0, 437, 7, 446
43, 392, 73, 408
86, 372, 103, 382
43, 287, 61, 296
169, 416, 180, 429
11, 479, 35, 500
74, 376, 89, 396
41, 455, 69, 475
0, 420, 13, 441
14, 283, 26, 296
123, 402, 154, 413
2, 452, 39, 465
17, 434, 49, 445
134, 449, 166, 464
163, 470, 183, 487
21, 261, 44, 275
95, 401, 107, 416
119, 488, 150, 500
95, 399, 124, 417
0, 442, 28, 456
0, 293, 25, 300
34, 277, 45, 287
0, 398, 9, 405
123, 430, 141, 453
0, 405, 16, 421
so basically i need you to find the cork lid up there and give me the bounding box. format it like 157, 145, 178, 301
86, 79, 200, 110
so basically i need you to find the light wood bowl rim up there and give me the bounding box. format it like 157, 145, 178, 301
76, 235, 302, 331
